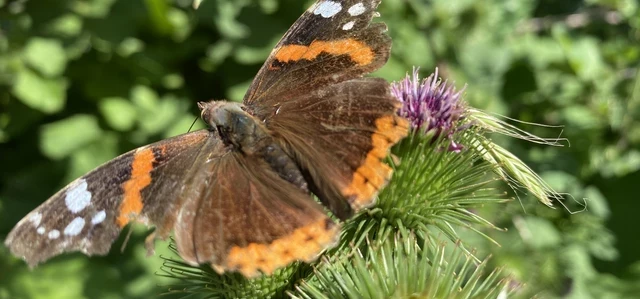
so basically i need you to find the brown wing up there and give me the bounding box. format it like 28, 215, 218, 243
265, 78, 409, 217
173, 144, 339, 278
4, 130, 211, 266
243, 0, 390, 113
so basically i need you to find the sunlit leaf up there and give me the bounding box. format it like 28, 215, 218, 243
99, 97, 137, 131
12, 68, 68, 113
24, 38, 68, 77
40, 115, 102, 160
48, 14, 83, 37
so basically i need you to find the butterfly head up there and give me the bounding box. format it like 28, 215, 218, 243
198, 101, 243, 128
198, 101, 263, 150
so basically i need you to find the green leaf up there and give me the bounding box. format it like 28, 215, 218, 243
24, 38, 68, 77
12, 68, 68, 114
9, 259, 88, 299
562, 106, 601, 130
227, 80, 251, 102
566, 38, 606, 81
65, 34, 92, 60
522, 37, 565, 68
66, 133, 119, 181
561, 245, 597, 281
161, 73, 184, 90
116, 38, 145, 57
393, 23, 433, 67
131, 86, 186, 135
40, 115, 103, 160
522, 216, 561, 249
214, 1, 250, 39
134, 95, 184, 135
583, 186, 610, 219
71, 0, 117, 17
234, 44, 271, 65
204, 40, 234, 68
48, 14, 83, 37
144, 0, 173, 36
99, 97, 137, 131
258, 0, 278, 13
131, 85, 159, 110
167, 8, 192, 41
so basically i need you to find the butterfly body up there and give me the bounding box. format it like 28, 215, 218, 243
5, 0, 409, 278
200, 101, 309, 192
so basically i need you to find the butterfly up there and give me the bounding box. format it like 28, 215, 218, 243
5, 0, 409, 278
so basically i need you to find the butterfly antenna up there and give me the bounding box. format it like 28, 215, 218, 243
188, 115, 199, 133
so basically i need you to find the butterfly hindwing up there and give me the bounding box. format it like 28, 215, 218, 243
4, 130, 211, 266
173, 144, 339, 278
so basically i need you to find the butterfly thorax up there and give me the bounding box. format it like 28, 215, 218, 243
199, 101, 308, 192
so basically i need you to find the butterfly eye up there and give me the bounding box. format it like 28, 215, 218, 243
200, 108, 210, 127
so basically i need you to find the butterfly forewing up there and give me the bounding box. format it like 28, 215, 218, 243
244, 0, 390, 110
4, 130, 211, 266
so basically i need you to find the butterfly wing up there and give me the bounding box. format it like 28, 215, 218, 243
243, 0, 390, 111
266, 78, 408, 218
4, 130, 212, 266
6, 125, 339, 277
242, 0, 406, 217
172, 146, 339, 278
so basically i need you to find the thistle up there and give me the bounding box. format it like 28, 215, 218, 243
391, 67, 563, 207
391, 67, 466, 152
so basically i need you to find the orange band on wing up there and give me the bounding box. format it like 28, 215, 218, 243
274, 39, 374, 66
342, 114, 410, 210
220, 219, 339, 278
116, 147, 160, 227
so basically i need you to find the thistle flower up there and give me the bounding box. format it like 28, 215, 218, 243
391, 68, 466, 151
391, 68, 561, 206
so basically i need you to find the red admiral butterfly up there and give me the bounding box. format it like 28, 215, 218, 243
5, 0, 409, 278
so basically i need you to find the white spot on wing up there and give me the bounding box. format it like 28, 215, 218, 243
313, 1, 342, 18
64, 217, 85, 236
342, 20, 355, 30
29, 212, 42, 227
48, 229, 60, 239
37, 227, 46, 235
348, 3, 366, 16
65, 179, 92, 213
91, 210, 106, 225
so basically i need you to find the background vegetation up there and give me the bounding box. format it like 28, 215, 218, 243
0, 0, 638, 298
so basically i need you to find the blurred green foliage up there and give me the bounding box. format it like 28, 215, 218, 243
0, 0, 638, 298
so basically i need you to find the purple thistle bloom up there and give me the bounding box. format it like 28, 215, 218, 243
391, 67, 466, 151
